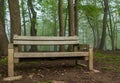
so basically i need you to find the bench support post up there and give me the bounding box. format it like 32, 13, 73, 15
88, 45, 93, 71
8, 44, 14, 77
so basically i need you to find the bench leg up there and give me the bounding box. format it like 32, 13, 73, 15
75, 60, 78, 65
88, 45, 93, 71
8, 44, 14, 77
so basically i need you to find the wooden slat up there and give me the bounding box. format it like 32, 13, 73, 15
14, 52, 89, 58
14, 40, 79, 45
14, 35, 79, 41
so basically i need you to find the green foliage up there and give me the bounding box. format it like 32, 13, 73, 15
0, 57, 7, 65
81, 4, 102, 19
117, 8, 120, 16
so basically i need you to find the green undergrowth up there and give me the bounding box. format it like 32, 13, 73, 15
33, 80, 51, 83
94, 52, 120, 75
94, 52, 120, 64
0, 56, 7, 65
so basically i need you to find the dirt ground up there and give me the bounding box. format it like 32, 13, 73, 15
0, 52, 120, 83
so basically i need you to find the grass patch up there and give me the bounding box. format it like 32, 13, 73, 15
94, 52, 120, 64
102, 66, 113, 71
94, 52, 120, 74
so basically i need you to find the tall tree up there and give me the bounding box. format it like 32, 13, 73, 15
8, 0, 21, 43
108, 5, 115, 51
8, 0, 21, 56
68, 0, 75, 51
83, 4, 101, 49
58, 0, 65, 51
99, 0, 108, 50
0, 0, 5, 28
27, 0, 37, 51
21, 0, 27, 51
0, 0, 8, 56
74, 0, 79, 35
68, 0, 75, 36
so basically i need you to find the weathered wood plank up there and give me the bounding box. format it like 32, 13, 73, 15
8, 44, 14, 77
14, 40, 79, 45
14, 52, 89, 58
3, 75, 22, 81
14, 35, 79, 41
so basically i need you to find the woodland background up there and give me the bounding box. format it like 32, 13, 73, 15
0, 0, 120, 56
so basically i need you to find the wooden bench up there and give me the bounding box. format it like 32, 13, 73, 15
8, 35, 93, 77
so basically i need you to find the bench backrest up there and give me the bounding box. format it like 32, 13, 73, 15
13, 35, 79, 45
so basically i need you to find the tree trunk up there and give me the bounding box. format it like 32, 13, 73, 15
74, 0, 78, 36
68, 0, 75, 51
27, 0, 37, 52
0, 20, 8, 56
58, 0, 65, 51
0, 0, 5, 28
8, 0, 21, 43
0, 0, 8, 56
53, 16, 58, 51
21, 0, 27, 51
86, 15, 96, 48
68, 0, 75, 36
99, 0, 108, 50
108, 7, 115, 51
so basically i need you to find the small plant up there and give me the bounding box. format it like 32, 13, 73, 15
33, 80, 51, 83
0, 57, 7, 65
39, 81, 51, 83
40, 81, 44, 83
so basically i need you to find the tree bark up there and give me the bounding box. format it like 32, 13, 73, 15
0, 19, 8, 56
99, 0, 108, 50
74, 0, 78, 36
21, 0, 27, 51
108, 7, 115, 51
27, 0, 37, 51
0, 0, 5, 28
8, 0, 21, 43
68, 0, 75, 51
0, 0, 8, 56
58, 0, 65, 51
68, 0, 75, 36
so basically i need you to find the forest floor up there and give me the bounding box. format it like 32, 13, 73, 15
0, 51, 120, 83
